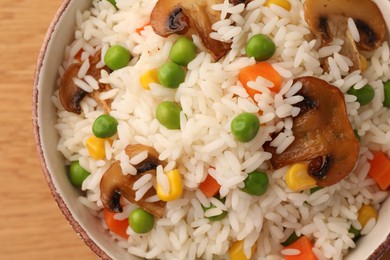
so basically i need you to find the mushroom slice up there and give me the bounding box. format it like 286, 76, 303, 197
125, 144, 167, 173
89, 89, 112, 114
59, 63, 87, 114
264, 77, 360, 187
100, 144, 166, 218
86, 49, 109, 80
326, 15, 361, 72
229, 0, 252, 5
87, 50, 112, 113
59, 49, 112, 114
150, 0, 231, 61
304, 0, 387, 70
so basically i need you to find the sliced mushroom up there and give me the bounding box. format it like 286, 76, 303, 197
125, 144, 166, 173
89, 87, 112, 114
59, 63, 88, 114
264, 77, 360, 187
304, 0, 387, 71
59, 49, 112, 114
150, 0, 232, 61
229, 0, 252, 5
85, 49, 113, 113
100, 144, 166, 218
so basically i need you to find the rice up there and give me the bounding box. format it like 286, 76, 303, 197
347, 18, 360, 43
73, 78, 93, 92
78, 58, 90, 78
84, 75, 99, 90
53, 0, 390, 259
132, 173, 153, 190
129, 150, 149, 165
281, 248, 301, 256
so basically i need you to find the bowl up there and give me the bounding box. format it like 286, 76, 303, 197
33, 0, 390, 259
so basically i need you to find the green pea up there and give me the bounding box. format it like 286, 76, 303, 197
245, 34, 276, 61
354, 129, 361, 142
201, 197, 228, 222
383, 80, 390, 108
107, 0, 116, 7
281, 232, 300, 246
231, 113, 260, 142
348, 225, 361, 241
92, 114, 118, 138
170, 37, 197, 66
156, 101, 182, 129
129, 208, 154, 234
347, 84, 375, 106
158, 61, 186, 89
309, 187, 323, 194
241, 170, 269, 196
69, 161, 90, 187
104, 45, 131, 70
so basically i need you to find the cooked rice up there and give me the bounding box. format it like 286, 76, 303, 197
281, 248, 301, 256
53, 0, 390, 259
347, 18, 360, 43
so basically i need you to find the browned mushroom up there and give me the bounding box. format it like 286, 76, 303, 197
230, 0, 252, 5
264, 77, 360, 187
124, 144, 166, 173
59, 50, 112, 114
303, 0, 387, 71
100, 144, 167, 218
150, 0, 233, 61
59, 63, 88, 114
89, 88, 112, 113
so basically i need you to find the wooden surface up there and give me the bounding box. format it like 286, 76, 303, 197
0, 0, 97, 259
0, 0, 390, 259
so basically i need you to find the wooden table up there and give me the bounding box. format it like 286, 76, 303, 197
0, 0, 96, 259
1, 0, 389, 259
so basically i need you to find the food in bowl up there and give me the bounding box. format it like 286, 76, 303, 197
52, 0, 390, 259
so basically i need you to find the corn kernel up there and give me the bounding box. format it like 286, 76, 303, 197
286, 163, 317, 192
360, 54, 368, 72
229, 240, 257, 260
156, 169, 183, 201
86, 136, 110, 160
140, 69, 159, 90
358, 204, 378, 228
265, 0, 291, 11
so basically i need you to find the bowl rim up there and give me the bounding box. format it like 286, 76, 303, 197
32, 0, 110, 259
32, 0, 390, 259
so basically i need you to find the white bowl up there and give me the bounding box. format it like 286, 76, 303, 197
33, 0, 390, 259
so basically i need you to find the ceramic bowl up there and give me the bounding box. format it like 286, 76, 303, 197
33, 0, 390, 259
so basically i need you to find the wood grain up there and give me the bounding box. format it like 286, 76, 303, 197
0, 0, 389, 259
0, 0, 96, 259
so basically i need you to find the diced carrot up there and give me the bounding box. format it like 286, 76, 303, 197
103, 208, 129, 239
136, 22, 151, 34
368, 151, 390, 190
284, 236, 317, 260
238, 62, 282, 101
199, 174, 221, 198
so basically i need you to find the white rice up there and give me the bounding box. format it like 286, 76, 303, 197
132, 173, 153, 191
53, 0, 390, 259
78, 58, 91, 78
156, 165, 170, 195
129, 150, 149, 165
135, 182, 153, 201
281, 248, 301, 256
347, 18, 360, 43
73, 77, 93, 93
118, 150, 137, 175
361, 218, 377, 235
83, 75, 99, 90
